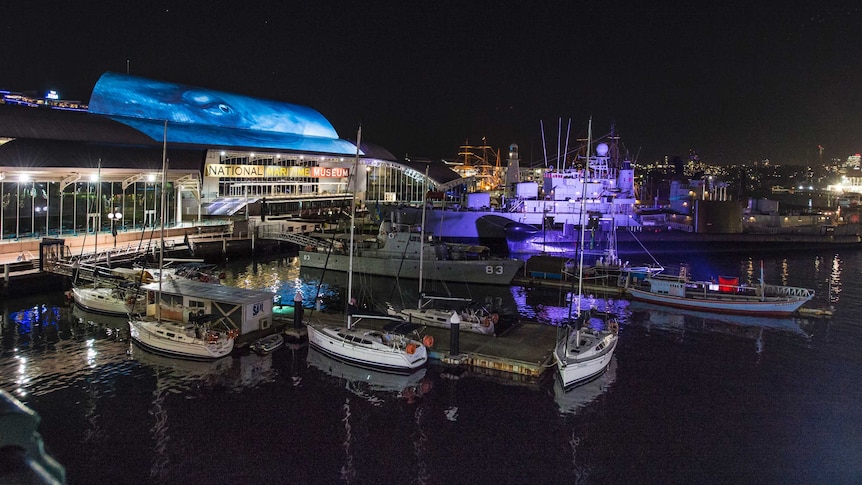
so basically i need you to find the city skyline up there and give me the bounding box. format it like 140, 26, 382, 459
2, 3, 860, 164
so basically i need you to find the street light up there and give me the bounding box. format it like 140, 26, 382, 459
107, 208, 122, 247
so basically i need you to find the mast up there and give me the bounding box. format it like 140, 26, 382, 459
418, 164, 429, 302
571, 117, 592, 350
157, 121, 167, 319
346, 126, 362, 329
95, 158, 101, 256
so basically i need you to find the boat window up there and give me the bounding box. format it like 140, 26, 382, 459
167, 333, 175, 338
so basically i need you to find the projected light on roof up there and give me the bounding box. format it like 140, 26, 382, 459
88, 72, 359, 155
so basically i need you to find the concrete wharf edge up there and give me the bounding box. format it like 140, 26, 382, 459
279, 311, 558, 380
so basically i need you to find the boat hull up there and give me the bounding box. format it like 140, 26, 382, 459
72, 287, 146, 316
306, 324, 427, 373
129, 318, 234, 360
387, 306, 495, 335
250, 334, 284, 354
299, 251, 521, 285
627, 287, 810, 316
555, 332, 618, 390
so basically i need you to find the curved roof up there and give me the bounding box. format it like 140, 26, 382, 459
89, 72, 358, 155
398, 158, 462, 185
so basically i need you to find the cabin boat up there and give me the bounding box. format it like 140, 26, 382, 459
626, 269, 814, 316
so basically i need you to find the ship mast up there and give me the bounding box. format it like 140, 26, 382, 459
346, 126, 362, 329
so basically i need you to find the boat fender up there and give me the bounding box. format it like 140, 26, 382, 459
609, 320, 619, 335
388, 232, 396, 239
406, 343, 417, 354
422, 335, 434, 348
491, 313, 499, 324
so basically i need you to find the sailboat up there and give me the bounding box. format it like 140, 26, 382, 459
72, 282, 147, 316
554, 119, 619, 389
128, 121, 238, 360
305, 127, 428, 372
385, 166, 498, 335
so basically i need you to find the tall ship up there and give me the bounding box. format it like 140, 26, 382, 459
298, 220, 523, 285
382, 129, 639, 254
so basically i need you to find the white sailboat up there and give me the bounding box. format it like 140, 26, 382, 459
129, 121, 237, 360
72, 283, 147, 316
306, 127, 428, 372
554, 119, 619, 389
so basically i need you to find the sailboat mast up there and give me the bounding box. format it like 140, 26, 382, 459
576, 118, 591, 312
157, 121, 167, 317
347, 126, 362, 328
569, 117, 592, 351
418, 164, 429, 298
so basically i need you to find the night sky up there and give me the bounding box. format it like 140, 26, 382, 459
3, 3, 861, 165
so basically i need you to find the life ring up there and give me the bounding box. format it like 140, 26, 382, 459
481, 317, 490, 327
422, 335, 434, 348
207, 333, 218, 343
388, 232, 396, 239
490, 313, 499, 324
406, 343, 417, 354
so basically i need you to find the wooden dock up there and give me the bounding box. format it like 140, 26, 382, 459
277, 310, 558, 380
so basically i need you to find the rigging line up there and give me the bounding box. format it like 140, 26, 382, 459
624, 226, 663, 267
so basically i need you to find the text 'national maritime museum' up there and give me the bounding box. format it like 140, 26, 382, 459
0, 72, 457, 240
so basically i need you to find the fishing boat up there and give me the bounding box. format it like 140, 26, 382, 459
249, 333, 285, 355
305, 127, 429, 373
553, 119, 620, 390
625, 266, 815, 316
128, 121, 241, 360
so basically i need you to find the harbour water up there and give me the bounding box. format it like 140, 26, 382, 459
2, 248, 861, 484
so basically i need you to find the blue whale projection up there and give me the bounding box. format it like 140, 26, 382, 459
88, 72, 359, 154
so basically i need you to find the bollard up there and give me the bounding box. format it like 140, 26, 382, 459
448, 311, 461, 357
293, 292, 304, 329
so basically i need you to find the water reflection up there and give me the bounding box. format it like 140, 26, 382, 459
306, 348, 430, 404
627, 300, 809, 338
553, 357, 617, 416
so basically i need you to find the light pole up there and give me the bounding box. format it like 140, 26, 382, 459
107, 207, 122, 247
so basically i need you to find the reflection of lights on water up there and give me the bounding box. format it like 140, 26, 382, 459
86, 339, 97, 367
16, 356, 30, 391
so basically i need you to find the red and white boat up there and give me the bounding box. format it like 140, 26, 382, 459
626, 267, 814, 317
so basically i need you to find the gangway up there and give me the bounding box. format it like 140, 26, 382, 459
257, 226, 325, 249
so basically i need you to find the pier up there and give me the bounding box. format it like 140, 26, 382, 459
279, 310, 558, 380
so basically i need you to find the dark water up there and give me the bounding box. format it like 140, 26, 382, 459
2, 249, 861, 484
